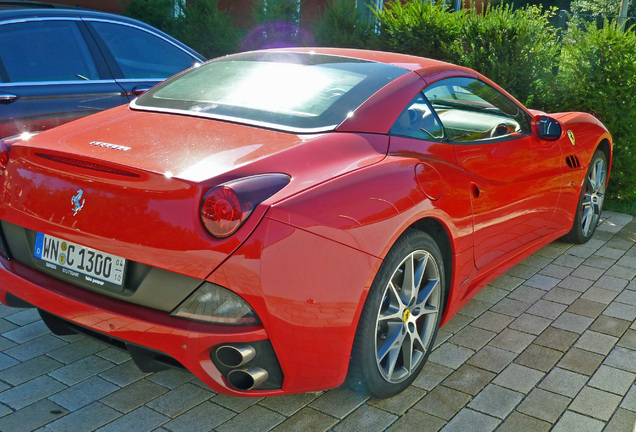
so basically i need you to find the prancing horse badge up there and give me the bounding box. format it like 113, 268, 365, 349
72, 189, 85, 215
567, 130, 576, 146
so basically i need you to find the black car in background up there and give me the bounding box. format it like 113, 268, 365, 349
0, 1, 205, 138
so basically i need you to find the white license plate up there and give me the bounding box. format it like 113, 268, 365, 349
34, 233, 126, 286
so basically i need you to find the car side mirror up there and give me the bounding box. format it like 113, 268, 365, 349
532, 115, 562, 141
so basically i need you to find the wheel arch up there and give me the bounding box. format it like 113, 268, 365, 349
596, 138, 612, 181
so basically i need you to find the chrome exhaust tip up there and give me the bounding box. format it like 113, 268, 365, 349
215, 344, 256, 368
227, 367, 269, 391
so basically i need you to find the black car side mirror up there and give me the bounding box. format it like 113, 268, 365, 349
532, 115, 562, 141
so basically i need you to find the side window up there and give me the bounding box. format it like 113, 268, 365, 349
89, 21, 196, 79
0, 21, 99, 83
423, 77, 531, 143
390, 93, 444, 141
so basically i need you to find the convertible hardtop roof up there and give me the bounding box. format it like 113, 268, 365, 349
272, 47, 474, 77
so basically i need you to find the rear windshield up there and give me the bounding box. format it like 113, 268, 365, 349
131, 51, 408, 133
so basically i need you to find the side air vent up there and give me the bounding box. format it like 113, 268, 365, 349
566, 155, 581, 169
35, 153, 140, 178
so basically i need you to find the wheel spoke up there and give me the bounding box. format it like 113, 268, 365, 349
377, 325, 406, 379
414, 278, 439, 312
581, 202, 593, 235
378, 282, 404, 322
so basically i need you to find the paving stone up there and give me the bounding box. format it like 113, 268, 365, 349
332, 405, 397, 432
551, 411, 604, 432
617, 255, 636, 269
309, 387, 368, 419
570, 386, 622, 421
524, 274, 560, 291
603, 302, 636, 321
442, 364, 495, 396
271, 407, 338, 432
495, 411, 551, 432
539, 264, 573, 279
581, 288, 619, 305
0, 399, 67, 432
449, 326, 496, 351
566, 301, 605, 322
558, 276, 594, 292
605, 408, 636, 432
552, 312, 594, 333
212, 393, 262, 413
508, 313, 551, 335
96, 406, 168, 432
0, 355, 62, 386
259, 392, 322, 417
489, 298, 531, 318
605, 265, 636, 280
146, 369, 194, 390
488, 274, 525, 291
385, 410, 445, 432
161, 401, 237, 432
460, 298, 493, 316
215, 405, 284, 432
517, 388, 571, 422
574, 330, 618, 355
526, 299, 567, 319
521, 254, 553, 269
433, 330, 452, 348
48, 355, 114, 386
605, 346, 636, 374
488, 328, 535, 353
589, 315, 631, 337
514, 343, 562, 372
367, 386, 425, 415
428, 343, 474, 370
493, 363, 544, 394
470, 311, 514, 333
614, 289, 636, 307
622, 384, 636, 412
101, 378, 169, 414
571, 265, 606, 281
538, 367, 588, 398
440, 314, 473, 334
412, 362, 453, 391
3, 334, 67, 362
596, 275, 629, 292
533, 326, 578, 352
99, 360, 149, 387
467, 346, 516, 373
542, 287, 581, 305
553, 254, 585, 268
4, 308, 42, 326
2, 320, 50, 344
46, 402, 120, 432
412, 386, 471, 421
467, 384, 523, 419
558, 347, 604, 375
584, 255, 618, 270
588, 365, 635, 395
49, 376, 118, 411
0, 375, 67, 410
506, 264, 539, 279
47, 338, 106, 364
0, 336, 16, 352
439, 408, 500, 432
618, 329, 636, 350
146, 383, 212, 418
96, 347, 131, 365
507, 286, 545, 304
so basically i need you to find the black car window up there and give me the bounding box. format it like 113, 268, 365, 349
390, 92, 445, 141
0, 20, 99, 83
423, 77, 531, 143
89, 21, 196, 79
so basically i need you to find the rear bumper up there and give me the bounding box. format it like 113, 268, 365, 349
0, 255, 282, 397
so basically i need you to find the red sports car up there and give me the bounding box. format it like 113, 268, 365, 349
0, 48, 611, 398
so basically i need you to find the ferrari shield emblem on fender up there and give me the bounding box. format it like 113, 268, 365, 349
71, 189, 85, 215
567, 130, 576, 146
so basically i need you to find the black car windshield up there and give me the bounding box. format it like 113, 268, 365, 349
131, 51, 408, 133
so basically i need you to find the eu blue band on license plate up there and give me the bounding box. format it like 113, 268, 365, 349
34, 232, 126, 287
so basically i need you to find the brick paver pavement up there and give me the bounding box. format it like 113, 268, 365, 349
0, 211, 634, 431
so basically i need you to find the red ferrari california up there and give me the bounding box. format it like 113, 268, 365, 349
0, 48, 611, 398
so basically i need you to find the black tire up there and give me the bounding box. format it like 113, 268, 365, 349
346, 229, 446, 398
564, 149, 608, 244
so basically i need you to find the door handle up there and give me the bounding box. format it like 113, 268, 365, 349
0, 93, 17, 105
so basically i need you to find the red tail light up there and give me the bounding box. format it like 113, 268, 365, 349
200, 174, 290, 238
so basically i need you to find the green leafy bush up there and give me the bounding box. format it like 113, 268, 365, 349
242, 0, 313, 51
313, 0, 378, 49
458, 5, 560, 106
554, 20, 636, 201
124, 0, 178, 35
374, 0, 463, 62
